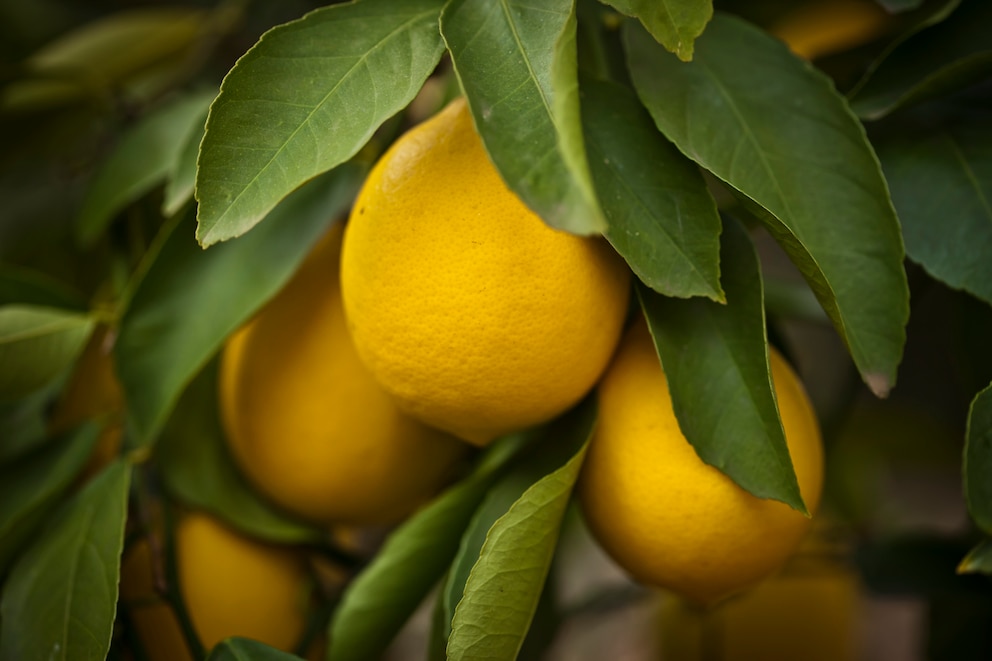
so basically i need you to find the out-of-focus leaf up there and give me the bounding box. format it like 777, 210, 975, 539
162, 104, 209, 216
958, 538, 992, 575
157, 362, 322, 544
876, 120, 992, 306
76, 90, 214, 246
626, 14, 908, 398
0, 304, 93, 400
0, 7, 208, 113
328, 434, 528, 661
858, 534, 992, 598
195, 0, 446, 246
964, 382, 992, 533
599, 0, 712, 61
117, 165, 363, 444
581, 76, 723, 300
0, 423, 100, 576
441, 0, 605, 235
208, 638, 303, 661
877, 0, 926, 11
638, 217, 805, 511
849, 0, 992, 119
0, 460, 131, 661
446, 401, 594, 660
0, 387, 54, 464
0, 265, 86, 310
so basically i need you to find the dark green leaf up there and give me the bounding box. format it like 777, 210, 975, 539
964, 382, 992, 533
162, 104, 209, 217
0, 460, 131, 661
877, 0, 925, 12
638, 217, 805, 511
441, 0, 605, 235
0, 265, 86, 310
958, 538, 992, 575
117, 165, 363, 444
446, 401, 594, 660
850, 0, 991, 120
195, 0, 446, 246
328, 434, 528, 661
207, 637, 304, 661
581, 76, 723, 300
876, 120, 992, 306
157, 362, 322, 544
598, 0, 712, 61
626, 14, 908, 397
0, 423, 100, 576
76, 91, 215, 246
0, 387, 54, 464
0, 304, 93, 400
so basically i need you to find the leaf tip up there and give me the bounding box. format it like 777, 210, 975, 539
864, 372, 893, 398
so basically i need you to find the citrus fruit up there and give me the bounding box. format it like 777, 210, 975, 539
339, 97, 631, 446
119, 511, 312, 659
770, 0, 891, 60
219, 224, 467, 525
579, 320, 824, 605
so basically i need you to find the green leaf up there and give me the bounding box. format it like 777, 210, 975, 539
441, 0, 605, 235
446, 400, 594, 660
625, 14, 909, 397
581, 76, 723, 300
117, 165, 363, 444
0, 265, 86, 310
195, 0, 446, 246
0, 460, 131, 661
598, 0, 712, 61
207, 637, 304, 661
638, 217, 805, 512
157, 362, 322, 544
875, 119, 992, 306
958, 538, 992, 576
328, 434, 528, 661
0, 388, 54, 465
0, 304, 94, 400
850, 0, 992, 120
162, 104, 209, 217
964, 382, 992, 533
0, 423, 100, 577
877, 0, 926, 11
76, 90, 215, 246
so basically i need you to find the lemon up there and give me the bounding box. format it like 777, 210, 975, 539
771, 0, 891, 60
340, 97, 631, 446
579, 320, 824, 605
219, 224, 467, 525
119, 511, 311, 658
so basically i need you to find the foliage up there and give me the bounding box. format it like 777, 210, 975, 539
1, 0, 991, 659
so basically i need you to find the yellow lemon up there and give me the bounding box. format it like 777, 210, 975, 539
340, 97, 631, 446
771, 0, 891, 60
579, 321, 824, 605
220, 224, 467, 525
119, 511, 312, 658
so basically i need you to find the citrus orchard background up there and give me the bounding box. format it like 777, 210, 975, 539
1, 0, 991, 659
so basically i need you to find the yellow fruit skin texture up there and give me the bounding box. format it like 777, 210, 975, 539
658, 556, 860, 661
771, 0, 890, 60
119, 512, 311, 658
220, 224, 466, 525
579, 321, 824, 606
340, 97, 631, 446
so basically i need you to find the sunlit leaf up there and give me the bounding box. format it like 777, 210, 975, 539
195, 0, 446, 246
76, 91, 215, 246
446, 401, 594, 659
0, 304, 93, 400
441, 0, 605, 234
581, 76, 723, 300
117, 165, 363, 444
964, 382, 992, 533
328, 434, 528, 661
0, 460, 131, 661
626, 14, 908, 397
599, 0, 712, 61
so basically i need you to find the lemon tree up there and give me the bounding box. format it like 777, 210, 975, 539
2, 0, 992, 660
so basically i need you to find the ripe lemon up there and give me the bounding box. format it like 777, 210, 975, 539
119, 511, 312, 658
340, 97, 631, 446
579, 320, 824, 605
219, 224, 467, 525
771, 0, 891, 60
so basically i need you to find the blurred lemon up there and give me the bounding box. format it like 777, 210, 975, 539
771, 0, 891, 60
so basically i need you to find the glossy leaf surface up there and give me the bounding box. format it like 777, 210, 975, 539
599, 0, 712, 61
